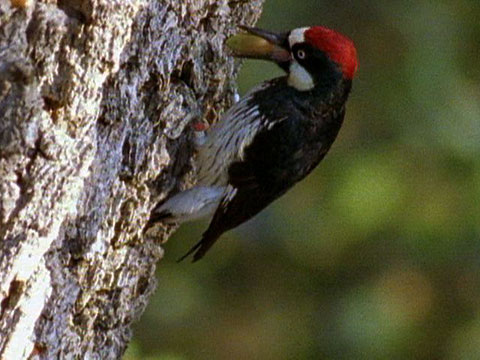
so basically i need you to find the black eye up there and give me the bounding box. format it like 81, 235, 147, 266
296, 49, 306, 60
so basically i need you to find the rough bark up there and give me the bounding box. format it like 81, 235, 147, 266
0, 0, 263, 358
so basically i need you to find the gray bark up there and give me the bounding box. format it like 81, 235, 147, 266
0, 0, 263, 358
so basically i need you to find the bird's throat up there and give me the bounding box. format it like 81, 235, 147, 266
288, 61, 315, 91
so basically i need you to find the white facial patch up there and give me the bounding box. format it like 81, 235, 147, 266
288, 60, 315, 91
287, 28, 315, 91
288, 27, 309, 47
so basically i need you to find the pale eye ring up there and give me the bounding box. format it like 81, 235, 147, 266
296, 49, 306, 59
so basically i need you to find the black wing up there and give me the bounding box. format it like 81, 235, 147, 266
180, 115, 330, 262
180, 79, 347, 262
178, 165, 282, 263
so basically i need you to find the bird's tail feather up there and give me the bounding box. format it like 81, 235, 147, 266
177, 229, 221, 263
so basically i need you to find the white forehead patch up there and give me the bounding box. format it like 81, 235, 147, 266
288, 27, 309, 47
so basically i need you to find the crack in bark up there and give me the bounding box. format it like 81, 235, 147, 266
0, 279, 24, 320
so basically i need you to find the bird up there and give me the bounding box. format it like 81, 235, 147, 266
146, 25, 358, 262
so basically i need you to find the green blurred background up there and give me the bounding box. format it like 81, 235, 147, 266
128, 1, 480, 359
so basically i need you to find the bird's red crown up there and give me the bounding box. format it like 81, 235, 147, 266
304, 26, 358, 80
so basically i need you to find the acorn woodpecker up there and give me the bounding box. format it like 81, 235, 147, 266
147, 25, 358, 262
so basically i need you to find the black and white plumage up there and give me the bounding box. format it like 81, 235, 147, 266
147, 25, 358, 261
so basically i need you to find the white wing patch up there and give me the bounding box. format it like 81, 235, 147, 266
222, 186, 237, 206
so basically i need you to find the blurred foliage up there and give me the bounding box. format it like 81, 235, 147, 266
130, 1, 480, 359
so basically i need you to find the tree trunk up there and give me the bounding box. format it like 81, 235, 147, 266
0, 0, 263, 358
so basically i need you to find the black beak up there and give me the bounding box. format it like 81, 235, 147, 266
226, 26, 291, 64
